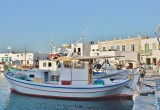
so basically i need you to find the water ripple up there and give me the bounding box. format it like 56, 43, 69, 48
0, 77, 133, 110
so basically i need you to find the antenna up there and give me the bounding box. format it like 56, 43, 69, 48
81, 15, 97, 36
25, 44, 27, 66
152, 25, 160, 50
67, 15, 97, 57
7, 46, 12, 53
51, 42, 57, 53
75, 36, 83, 45
74, 15, 97, 45
158, 24, 160, 32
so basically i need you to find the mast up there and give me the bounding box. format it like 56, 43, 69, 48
25, 45, 26, 66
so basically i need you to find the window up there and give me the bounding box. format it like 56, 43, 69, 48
92, 49, 95, 51
122, 45, 125, 51
48, 62, 52, 67
102, 47, 106, 51
78, 48, 81, 52
74, 48, 76, 52
43, 62, 46, 67
131, 44, 135, 51
111, 46, 114, 50
51, 75, 59, 81
56, 60, 61, 68
27, 60, 29, 64
74, 61, 84, 68
152, 43, 157, 50
29, 74, 34, 78
145, 43, 149, 51
78, 48, 81, 55
5, 57, 8, 62
2, 57, 4, 62
64, 61, 72, 68
116, 46, 120, 51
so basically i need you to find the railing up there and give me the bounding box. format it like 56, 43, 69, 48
140, 50, 152, 55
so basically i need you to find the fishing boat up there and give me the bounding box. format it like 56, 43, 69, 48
93, 68, 128, 79
4, 56, 133, 100
93, 59, 128, 79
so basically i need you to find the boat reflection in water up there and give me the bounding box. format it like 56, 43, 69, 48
2, 92, 133, 110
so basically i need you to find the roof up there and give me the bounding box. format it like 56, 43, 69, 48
73, 56, 124, 60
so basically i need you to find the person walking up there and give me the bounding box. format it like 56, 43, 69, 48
157, 59, 160, 74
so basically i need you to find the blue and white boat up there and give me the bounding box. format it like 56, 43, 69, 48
4, 56, 132, 100
93, 59, 128, 79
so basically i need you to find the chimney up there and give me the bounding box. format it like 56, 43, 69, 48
119, 36, 122, 40
138, 34, 142, 39
158, 24, 160, 32
128, 36, 131, 39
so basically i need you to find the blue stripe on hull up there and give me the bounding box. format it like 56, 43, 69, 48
4, 72, 131, 90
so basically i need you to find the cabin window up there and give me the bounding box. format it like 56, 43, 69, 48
5, 57, 8, 62
27, 60, 29, 64
29, 74, 34, 78
56, 60, 61, 68
48, 62, 52, 67
2, 57, 4, 62
74, 61, 84, 69
64, 61, 72, 68
51, 75, 59, 81
43, 62, 47, 67
21, 60, 23, 65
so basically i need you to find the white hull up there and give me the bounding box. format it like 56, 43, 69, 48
5, 73, 131, 99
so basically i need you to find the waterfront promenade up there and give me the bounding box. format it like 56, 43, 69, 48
132, 69, 160, 110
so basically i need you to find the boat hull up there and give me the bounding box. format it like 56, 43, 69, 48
4, 73, 131, 99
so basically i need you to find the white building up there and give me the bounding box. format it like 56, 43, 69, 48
68, 43, 91, 57
90, 44, 99, 56
0, 53, 34, 66
140, 37, 160, 65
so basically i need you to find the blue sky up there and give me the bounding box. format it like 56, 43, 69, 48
0, 0, 160, 53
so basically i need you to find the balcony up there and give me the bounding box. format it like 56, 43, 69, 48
140, 50, 152, 56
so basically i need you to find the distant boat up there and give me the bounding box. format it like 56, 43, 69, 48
92, 59, 128, 79
0, 62, 5, 72
4, 56, 133, 100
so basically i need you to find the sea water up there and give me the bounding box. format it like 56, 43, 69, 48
0, 76, 133, 110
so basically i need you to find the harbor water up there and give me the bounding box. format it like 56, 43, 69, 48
0, 73, 133, 110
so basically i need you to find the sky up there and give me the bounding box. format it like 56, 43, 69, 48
0, 0, 160, 53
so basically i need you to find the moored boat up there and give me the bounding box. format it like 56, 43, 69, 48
4, 56, 133, 100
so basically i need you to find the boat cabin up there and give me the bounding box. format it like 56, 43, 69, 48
59, 60, 92, 85
15, 58, 93, 86
39, 59, 61, 71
